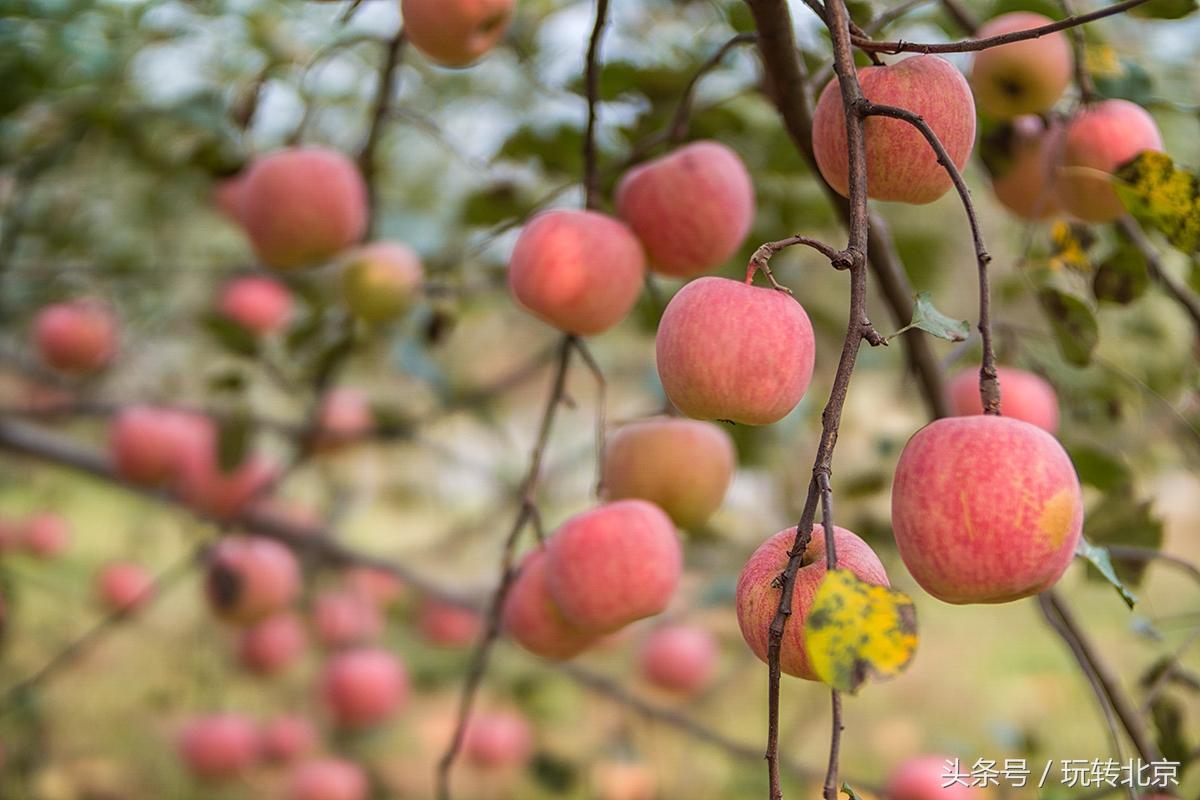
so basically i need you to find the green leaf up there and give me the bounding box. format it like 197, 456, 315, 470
1149, 695, 1192, 763
1075, 537, 1137, 608
201, 312, 258, 358
499, 124, 583, 176
460, 182, 524, 227
1084, 493, 1164, 587
841, 784, 865, 800
887, 292, 970, 342
1114, 151, 1200, 255
1037, 288, 1098, 366
207, 369, 247, 395
215, 412, 252, 474
1066, 444, 1132, 491
1093, 238, 1150, 304
1130, 0, 1198, 18
1093, 59, 1155, 104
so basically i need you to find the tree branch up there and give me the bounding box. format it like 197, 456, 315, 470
582, 0, 611, 210
358, 27, 407, 235
1116, 216, 1200, 346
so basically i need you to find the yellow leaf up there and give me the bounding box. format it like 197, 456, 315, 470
1083, 43, 1122, 78
1114, 151, 1200, 255
803, 569, 918, 694
1048, 220, 1093, 273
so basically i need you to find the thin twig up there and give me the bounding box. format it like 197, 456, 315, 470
853, 0, 1153, 53
1105, 545, 1200, 584
582, 0, 610, 210
936, 0, 980, 34
669, 34, 758, 143
1117, 216, 1200, 346
1058, 0, 1098, 103
358, 28, 407, 235
568, 337, 607, 497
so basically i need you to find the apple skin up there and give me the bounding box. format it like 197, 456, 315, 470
175, 419, 278, 520
969, 12, 1072, 119
891, 415, 1083, 604
987, 115, 1065, 220
315, 388, 375, 451
340, 242, 423, 324
218, 276, 293, 335
502, 548, 598, 660
545, 500, 682, 634
886, 756, 978, 800
344, 567, 406, 608
638, 624, 718, 696
20, 513, 70, 559
259, 715, 318, 764
813, 55, 976, 204
320, 648, 409, 730
238, 612, 308, 675
947, 366, 1060, 434
32, 300, 118, 374
176, 714, 261, 781
508, 209, 646, 336
655, 277, 815, 425
205, 536, 301, 625
109, 406, 203, 486
400, 0, 514, 68
312, 589, 384, 649
1053, 99, 1164, 223
96, 562, 154, 613
736, 524, 889, 680
284, 757, 368, 800
238, 147, 368, 270
593, 762, 657, 800
419, 600, 482, 647
603, 416, 736, 529
463, 711, 533, 769
615, 140, 755, 277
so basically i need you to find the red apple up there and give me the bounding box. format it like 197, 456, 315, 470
315, 388, 374, 451
463, 711, 533, 769
259, 715, 318, 764
340, 242, 423, 324
602, 416, 735, 529
401, 0, 515, 68
32, 300, 118, 374
891, 416, 1083, 604
312, 589, 384, 650
238, 612, 308, 675
615, 140, 755, 277
947, 366, 1059, 433
987, 115, 1064, 220
545, 500, 682, 633
218, 276, 293, 335
593, 761, 657, 800
508, 209, 646, 336
655, 276, 815, 425
502, 548, 598, 660
109, 406, 202, 486
96, 561, 154, 613
886, 755, 978, 800
176, 418, 278, 520
418, 599, 482, 648
320, 647, 409, 729
20, 513, 70, 559
813, 55, 976, 204
969, 12, 1072, 119
284, 757, 368, 800
736, 524, 888, 680
344, 567, 406, 609
1053, 99, 1163, 223
638, 624, 718, 696
238, 147, 368, 270
205, 536, 301, 625
176, 714, 261, 780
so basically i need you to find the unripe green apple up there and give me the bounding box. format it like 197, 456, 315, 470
340, 242, 423, 323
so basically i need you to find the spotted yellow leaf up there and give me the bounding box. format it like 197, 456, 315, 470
1114, 151, 1200, 254
803, 569, 918, 694
1049, 221, 1094, 273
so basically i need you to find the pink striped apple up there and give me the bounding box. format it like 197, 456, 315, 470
503, 548, 598, 660
947, 366, 1059, 433
320, 647, 408, 729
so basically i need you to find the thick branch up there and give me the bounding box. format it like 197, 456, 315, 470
854, 0, 1153, 53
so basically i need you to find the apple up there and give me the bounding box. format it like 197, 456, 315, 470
238, 612, 308, 675
602, 416, 735, 529
312, 589, 384, 649
344, 567, 406, 609
545, 500, 682, 633
340, 242, 423, 324
969, 12, 1072, 119
638, 624, 718, 695
891, 416, 1083, 604
315, 388, 374, 451
655, 277, 815, 425
986, 115, 1064, 220
947, 365, 1059, 433
615, 141, 755, 277
238, 147, 368, 270
593, 761, 657, 800
320, 647, 409, 729
32, 300, 118, 374
463, 711, 533, 769
96, 561, 154, 613
176, 714, 260, 780
502, 548, 598, 660
736, 524, 889, 680
20, 513, 70, 559
400, 0, 515, 68
218, 276, 293, 335
176, 417, 278, 520
284, 757, 368, 800
259, 715, 318, 764
886, 755, 978, 800
813, 55, 976, 204
109, 406, 202, 486
1053, 99, 1164, 223
508, 209, 646, 336
418, 599, 482, 648
205, 536, 301, 625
